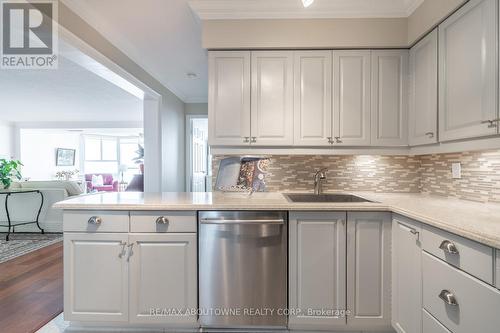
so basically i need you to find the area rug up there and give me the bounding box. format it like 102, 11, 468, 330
0, 233, 63, 264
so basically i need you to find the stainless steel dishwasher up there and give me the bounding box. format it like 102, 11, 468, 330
198, 211, 287, 329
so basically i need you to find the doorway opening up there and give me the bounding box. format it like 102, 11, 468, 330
186, 115, 211, 192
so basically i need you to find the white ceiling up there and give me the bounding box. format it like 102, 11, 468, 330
0, 56, 143, 123
62, 0, 208, 103
189, 0, 424, 19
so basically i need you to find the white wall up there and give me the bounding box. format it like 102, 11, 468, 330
20, 130, 81, 180
0, 121, 14, 159
161, 96, 186, 191
185, 103, 208, 115
58, 1, 187, 191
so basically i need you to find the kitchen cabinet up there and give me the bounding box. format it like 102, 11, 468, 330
422, 251, 500, 333
392, 216, 422, 333
64, 233, 129, 322
347, 212, 392, 330
409, 29, 438, 146
438, 0, 498, 142
288, 212, 347, 330
129, 233, 197, 325
371, 50, 409, 146
293, 51, 333, 146
208, 51, 251, 146
333, 50, 371, 146
251, 51, 294, 146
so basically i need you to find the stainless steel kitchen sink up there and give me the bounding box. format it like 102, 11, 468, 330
284, 193, 373, 203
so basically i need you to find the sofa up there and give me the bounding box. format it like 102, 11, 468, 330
0, 180, 84, 232
85, 173, 119, 192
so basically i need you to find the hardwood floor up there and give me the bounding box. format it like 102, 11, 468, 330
0, 242, 63, 333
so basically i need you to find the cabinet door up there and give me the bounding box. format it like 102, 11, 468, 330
289, 212, 347, 330
438, 0, 498, 141
347, 212, 392, 330
208, 51, 251, 146
392, 216, 422, 333
371, 50, 409, 146
333, 50, 371, 146
251, 51, 294, 146
293, 51, 333, 146
129, 233, 197, 326
409, 29, 438, 146
64, 233, 128, 322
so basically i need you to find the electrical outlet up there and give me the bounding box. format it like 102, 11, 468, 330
452, 163, 461, 179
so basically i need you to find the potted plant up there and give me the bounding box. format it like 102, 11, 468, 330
0, 159, 23, 189
133, 144, 144, 174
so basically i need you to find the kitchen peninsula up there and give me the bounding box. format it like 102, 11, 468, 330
55, 191, 500, 333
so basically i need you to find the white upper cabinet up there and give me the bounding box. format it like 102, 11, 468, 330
371, 50, 409, 146
438, 0, 498, 142
333, 50, 371, 146
293, 51, 333, 146
251, 51, 294, 146
208, 51, 251, 146
409, 29, 438, 146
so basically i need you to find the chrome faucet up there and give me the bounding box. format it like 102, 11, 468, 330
313, 168, 328, 195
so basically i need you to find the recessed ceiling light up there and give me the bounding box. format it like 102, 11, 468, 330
302, 0, 314, 8
186, 72, 198, 79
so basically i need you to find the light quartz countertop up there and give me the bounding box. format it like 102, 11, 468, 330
54, 191, 500, 249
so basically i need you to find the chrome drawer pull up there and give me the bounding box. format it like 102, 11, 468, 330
88, 216, 102, 225
156, 216, 169, 225
439, 290, 458, 306
439, 240, 459, 254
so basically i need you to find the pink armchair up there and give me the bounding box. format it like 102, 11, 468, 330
85, 174, 119, 192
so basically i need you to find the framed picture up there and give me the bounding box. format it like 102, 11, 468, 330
56, 148, 76, 166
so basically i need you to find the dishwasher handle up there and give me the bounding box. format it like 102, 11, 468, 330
200, 218, 285, 225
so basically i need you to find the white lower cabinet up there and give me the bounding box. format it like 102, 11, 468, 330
289, 211, 392, 332
64, 232, 197, 327
422, 251, 500, 333
347, 212, 392, 330
392, 216, 422, 333
422, 309, 451, 333
64, 233, 129, 322
288, 212, 347, 330
129, 233, 197, 326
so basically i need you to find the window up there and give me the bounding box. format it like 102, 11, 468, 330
83, 135, 142, 183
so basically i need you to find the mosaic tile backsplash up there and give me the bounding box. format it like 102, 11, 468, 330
213, 149, 500, 203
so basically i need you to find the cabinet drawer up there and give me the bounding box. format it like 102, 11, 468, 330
423, 252, 500, 333
422, 309, 452, 333
130, 211, 196, 233
63, 211, 129, 233
422, 224, 493, 283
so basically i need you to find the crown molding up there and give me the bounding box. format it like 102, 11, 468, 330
189, 0, 425, 20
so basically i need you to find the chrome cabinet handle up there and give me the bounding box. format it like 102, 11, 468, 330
334, 136, 342, 143
250, 137, 257, 143
118, 241, 127, 258
481, 119, 500, 128
425, 132, 434, 138
243, 137, 250, 143
126, 243, 134, 262
439, 240, 459, 254
156, 216, 169, 225
327, 137, 333, 144
439, 290, 458, 306
88, 216, 102, 225
409, 228, 420, 240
